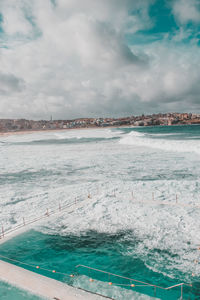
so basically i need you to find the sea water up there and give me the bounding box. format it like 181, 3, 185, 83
0, 125, 200, 299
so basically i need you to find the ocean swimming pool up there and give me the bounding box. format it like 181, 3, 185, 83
0, 125, 200, 299
0, 280, 44, 300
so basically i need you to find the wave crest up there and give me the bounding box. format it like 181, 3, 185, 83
119, 131, 200, 155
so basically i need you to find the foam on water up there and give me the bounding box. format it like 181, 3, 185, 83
119, 130, 200, 155
72, 275, 156, 299
38, 185, 200, 281
0, 125, 200, 299
0, 128, 123, 145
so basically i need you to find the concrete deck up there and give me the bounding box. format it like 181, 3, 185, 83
0, 260, 108, 300
0, 200, 112, 300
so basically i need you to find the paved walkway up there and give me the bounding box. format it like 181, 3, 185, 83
0, 260, 107, 300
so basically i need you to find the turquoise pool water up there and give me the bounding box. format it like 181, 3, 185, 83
0, 230, 198, 299
0, 280, 44, 300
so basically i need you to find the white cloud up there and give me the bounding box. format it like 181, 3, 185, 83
172, 0, 200, 25
0, 0, 33, 35
0, 0, 199, 119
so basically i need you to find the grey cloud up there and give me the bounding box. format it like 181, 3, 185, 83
0, 72, 25, 95
0, 0, 199, 120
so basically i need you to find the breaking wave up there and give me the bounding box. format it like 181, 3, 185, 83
119, 131, 200, 155
1, 129, 123, 146
1, 125, 200, 299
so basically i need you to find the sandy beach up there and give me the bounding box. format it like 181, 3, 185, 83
0, 128, 77, 137
0, 125, 132, 138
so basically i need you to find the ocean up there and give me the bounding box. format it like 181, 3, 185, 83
0, 125, 200, 299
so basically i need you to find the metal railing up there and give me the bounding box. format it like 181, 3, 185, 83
1, 191, 200, 240
0, 191, 199, 299
0, 197, 85, 239
0, 256, 114, 300
75, 265, 192, 299
0, 253, 193, 299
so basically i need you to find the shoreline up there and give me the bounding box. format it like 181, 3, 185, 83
0, 126, 129, 138
0, 122, 199, 138
0, 128, 90, 137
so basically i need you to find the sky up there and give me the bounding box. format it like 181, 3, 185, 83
0, 0, 200, 120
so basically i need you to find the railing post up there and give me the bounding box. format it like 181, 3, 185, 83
176, 194, 178, 204
180, 284, 183, 300
23, 217, 25, 226
59, 203, 61, 211
152, 192, 154, 201
1, 226, 4, 238
154, 286, 156, 297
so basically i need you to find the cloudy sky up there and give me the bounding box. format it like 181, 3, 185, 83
0, 0, 200, 119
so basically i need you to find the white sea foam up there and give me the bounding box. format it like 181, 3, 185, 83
1, 127, 200, 281
0, 128, 123, 144
37, 181, 200, 280
73, 275, 153, 300
119, 131, 200, 155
